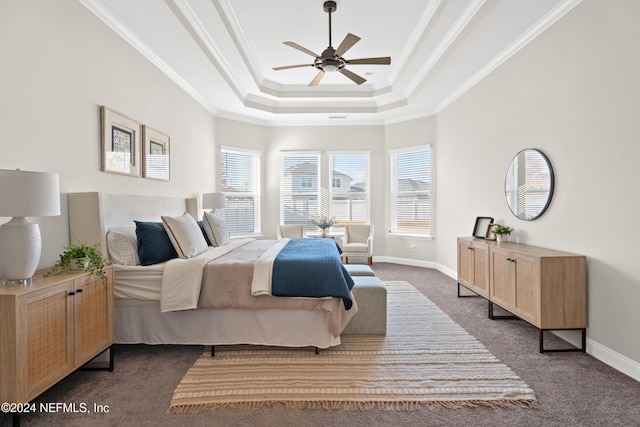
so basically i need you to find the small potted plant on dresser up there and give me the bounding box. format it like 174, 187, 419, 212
45, 241, 109, 283
491, 225, 513, 243
311, 215, 336, 237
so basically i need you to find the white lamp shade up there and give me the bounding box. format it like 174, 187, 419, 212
202, 193, 226, 210
0, 170, 60, 284
0, 170, 61, 217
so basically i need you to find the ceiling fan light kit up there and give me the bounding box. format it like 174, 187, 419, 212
273, 1, 391, 86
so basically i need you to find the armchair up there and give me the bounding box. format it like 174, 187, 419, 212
277, 224, 306, 239
341, 224, 374, 266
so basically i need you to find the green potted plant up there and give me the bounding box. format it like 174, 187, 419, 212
491, 225, 513, 243
311, 215, 336, 237
45, 242, 109, 283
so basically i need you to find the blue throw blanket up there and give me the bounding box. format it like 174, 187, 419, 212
271, 238, 355, 309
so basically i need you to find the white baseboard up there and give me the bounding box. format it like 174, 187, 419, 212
374, 256, 436, 269
379, 257, 640, 383
587, 339, 640, 382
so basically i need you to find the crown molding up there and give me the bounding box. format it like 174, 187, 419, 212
79, 0, 218, 114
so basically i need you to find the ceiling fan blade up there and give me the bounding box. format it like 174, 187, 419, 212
309, 71, 325, 86
347, 57, 392, 65
283, 41, 319, 58
335, 33, 361, 57
273, 64, 314, 71
339, 68, 366, 85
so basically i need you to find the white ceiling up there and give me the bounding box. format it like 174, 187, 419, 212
80, 0, 581, 126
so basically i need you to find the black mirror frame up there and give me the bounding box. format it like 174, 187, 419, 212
505, 149, 555, 221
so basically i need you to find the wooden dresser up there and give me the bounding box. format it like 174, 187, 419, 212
0, 266, 114, 405
457, 237, 587, 352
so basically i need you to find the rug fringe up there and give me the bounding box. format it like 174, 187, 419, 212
167, 399, 540, 414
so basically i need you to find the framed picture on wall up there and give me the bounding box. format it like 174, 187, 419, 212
142, 125, 170, 181
472, 216, 494, 239
100, 106, 141, 177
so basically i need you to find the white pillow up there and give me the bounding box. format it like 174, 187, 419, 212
202, 211, 230, 247
161, 212, 209, 258
106, 227, 140, 265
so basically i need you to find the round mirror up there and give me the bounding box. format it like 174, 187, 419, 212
505, 149, 554, 221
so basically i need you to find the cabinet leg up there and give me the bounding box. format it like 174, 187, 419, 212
488, 300, 517, 320
80, 346, 114, 371
539, 328, 587, 353
457, 282, 481, 298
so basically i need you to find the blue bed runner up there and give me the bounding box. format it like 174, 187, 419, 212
271, 238, 355, 309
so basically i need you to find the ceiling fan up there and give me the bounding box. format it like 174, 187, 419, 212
273, 1, 391, 86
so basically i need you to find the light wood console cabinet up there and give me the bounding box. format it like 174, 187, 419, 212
0, 267, 114, 405
457, 237, 587, 352
457, 238, 490, 298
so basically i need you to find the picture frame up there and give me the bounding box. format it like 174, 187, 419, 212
100, 106, 141, 177
472, 216, 494, 239
485, 223, 499, 241
142, 125, 170, 181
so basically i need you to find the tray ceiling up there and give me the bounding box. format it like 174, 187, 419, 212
80, 0, 581, 125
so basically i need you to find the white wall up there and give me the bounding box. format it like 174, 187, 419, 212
0, 0, 218, 273
436, 0, 640, 372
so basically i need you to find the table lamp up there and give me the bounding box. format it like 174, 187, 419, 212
202, 193, 226, 213
0, 169, 61, 285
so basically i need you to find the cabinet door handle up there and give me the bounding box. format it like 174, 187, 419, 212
76, 289, 83, 293
68, 291, 75, 296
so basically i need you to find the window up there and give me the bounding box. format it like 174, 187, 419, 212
280, 152, 320, 230
220, 147, 260, 236
390, 145, 431, 237
329, 153, 370, 227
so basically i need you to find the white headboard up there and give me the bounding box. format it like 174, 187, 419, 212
67, 192, 199, 257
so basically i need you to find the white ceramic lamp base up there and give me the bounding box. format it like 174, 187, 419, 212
0, 217, 42, 285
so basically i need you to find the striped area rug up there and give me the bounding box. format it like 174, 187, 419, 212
168, 281, 538, 413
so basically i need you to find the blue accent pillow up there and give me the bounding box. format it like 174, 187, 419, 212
197, 220, 212, 246
134, 221, 178, 266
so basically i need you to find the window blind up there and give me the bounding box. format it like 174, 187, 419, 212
390, 146, 431, 236
220, 148, 260, 236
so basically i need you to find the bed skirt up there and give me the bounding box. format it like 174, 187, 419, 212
114, 299, 342, 348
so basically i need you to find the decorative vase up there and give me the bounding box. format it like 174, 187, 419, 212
496, 234, 508, 243
321, 228, 328, 238
70, 257, 90, 271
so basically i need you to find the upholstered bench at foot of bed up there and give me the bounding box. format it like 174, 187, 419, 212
342, 276, 387, 335
344, 264, 375, 276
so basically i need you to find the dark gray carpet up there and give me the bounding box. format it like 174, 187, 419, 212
3, 263, 639, 426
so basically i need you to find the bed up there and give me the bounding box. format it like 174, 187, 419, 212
67, 192, 357, 349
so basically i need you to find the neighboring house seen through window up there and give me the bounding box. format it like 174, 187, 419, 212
329, 153, 370, 228
279, 152, 370, 233
280, 152, 320, 232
